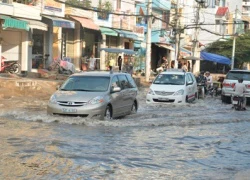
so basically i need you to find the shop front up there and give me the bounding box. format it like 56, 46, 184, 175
69, 16, 100, 70
0, 15, 29, 72
41, 15, 75, 71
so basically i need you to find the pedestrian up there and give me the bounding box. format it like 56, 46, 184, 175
182, 63, 188, 72
109, 57, 115, 71
171, 60, 175, 68
231, 78, 247, 110
205, 71, 213, 88
88, 54, 96, 70
187, 61, 191, 72
118, 56, 122, 72
178, 61, 182, 69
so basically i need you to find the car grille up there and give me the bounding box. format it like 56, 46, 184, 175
54, 113, 88, 117
154, 91, 174, 96
153, 99, 175, 103
57, 101, 87, 107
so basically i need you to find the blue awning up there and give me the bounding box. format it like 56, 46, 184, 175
115, 29, 138, 40
100, 48, 136, 55
43, 15, 75, 29
200, 51, 231, 65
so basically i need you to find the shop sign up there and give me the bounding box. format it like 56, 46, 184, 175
44, 0, 62, 12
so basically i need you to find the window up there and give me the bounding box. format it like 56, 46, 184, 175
118, 75, 129, 89
106, 36, 118, 47
61, 76, 110, 92
111, 76, 121, 89
116, 0, 121, 9
126, 74, 136, 88
186, 74, 193, 84
124, 42, 130, 49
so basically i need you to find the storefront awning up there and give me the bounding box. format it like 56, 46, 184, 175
18, 18, 48, 31
43, 15, 75, 29
156, 43, 175, 51
0, 15, 29, 31
115, 29, 138, 40
100, 27, 118, 36
200, 51, 231, 65
100, 48, 136, 55
70, 16, 99, 30
172, 45, 192, 56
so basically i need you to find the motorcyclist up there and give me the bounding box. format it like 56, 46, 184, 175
232, 78, 247, 110
196, 71, 207, 97
196, 71, 207, 85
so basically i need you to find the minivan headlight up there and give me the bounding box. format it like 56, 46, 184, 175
173, 89, 184, 96
49, 95, 57, 104
88, 96, 105, 105
148, 88, 155, 95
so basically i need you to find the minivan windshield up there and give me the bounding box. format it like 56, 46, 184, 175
226, 71, 250, 81
153, 74, 185, 85
60, 76, 110, 92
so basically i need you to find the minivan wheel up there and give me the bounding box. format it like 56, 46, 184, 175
131, 101, 137, 114
104, 105, 112, 120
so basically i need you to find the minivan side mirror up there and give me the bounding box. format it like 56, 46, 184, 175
56, 85, 61, 90
111, 86, 121, 93
186, 81, 193, 86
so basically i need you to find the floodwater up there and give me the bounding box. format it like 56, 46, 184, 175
0, 88, 250, 179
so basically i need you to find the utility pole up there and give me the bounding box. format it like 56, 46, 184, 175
192, 1, 202, 73
145, 0, 152, 82
174, 0, 180, 68
231, 7, 237, 70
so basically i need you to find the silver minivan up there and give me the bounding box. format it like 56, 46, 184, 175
47, 71, 139, 120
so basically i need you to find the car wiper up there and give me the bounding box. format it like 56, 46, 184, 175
71, 89, 92, 91
60, 88, 68, 91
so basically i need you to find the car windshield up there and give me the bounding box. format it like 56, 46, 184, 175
226, 71, 250, 81
153, 74, 185, 85
60, 76, 110, 92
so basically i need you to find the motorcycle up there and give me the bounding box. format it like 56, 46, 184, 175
48, 57, 75, 75
197, 83, 205, 99
232, 95, 245, 111
1, 56, 20, 74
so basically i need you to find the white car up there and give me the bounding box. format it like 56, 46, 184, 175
221, 69, 250, 103
146, 69, 198, 104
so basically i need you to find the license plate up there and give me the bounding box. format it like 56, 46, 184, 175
232, 101, 238, 105
62, 108, 77, 113
158, 97, 169, 101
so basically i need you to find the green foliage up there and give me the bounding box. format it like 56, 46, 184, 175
66, 0, 92, 8
97, 0, 113, 20
206, 31, 250, 68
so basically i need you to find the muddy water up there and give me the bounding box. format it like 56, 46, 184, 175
0, 89, 250, 179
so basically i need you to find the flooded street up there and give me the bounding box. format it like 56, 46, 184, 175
0, 88, 250, 179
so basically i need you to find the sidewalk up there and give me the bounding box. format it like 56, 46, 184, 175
0, 72, 65, 99
0, 71, 151, 99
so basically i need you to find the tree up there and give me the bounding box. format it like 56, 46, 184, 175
66, 0, 92, 8
205, 31, 250, 68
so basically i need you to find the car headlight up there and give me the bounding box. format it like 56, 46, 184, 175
88, 96, 105, 105
49, 95, 57, 104
147, 88, 155, 95
173, 89, 184, 96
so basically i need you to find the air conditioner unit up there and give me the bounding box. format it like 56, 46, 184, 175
2, 0, 9, 3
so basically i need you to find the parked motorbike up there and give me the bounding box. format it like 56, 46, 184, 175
48, 57, 75, 75
232, 95, 244, 111
1, 56, 20, 74
197, 83, 205, 99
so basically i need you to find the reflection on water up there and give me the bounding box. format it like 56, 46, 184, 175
0, 89, 250, 179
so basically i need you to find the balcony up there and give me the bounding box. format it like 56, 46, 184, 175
0, 0, 14, 16
112, 10, 136, 31
244, 2, 250, 6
